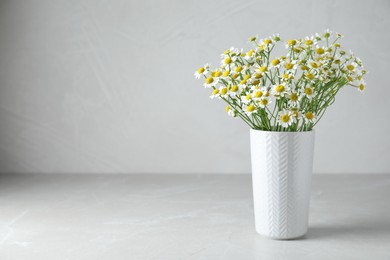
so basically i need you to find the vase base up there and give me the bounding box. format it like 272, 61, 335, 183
256, 231, 307, 240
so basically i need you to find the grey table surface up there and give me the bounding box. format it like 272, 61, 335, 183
0, 173, 389, 260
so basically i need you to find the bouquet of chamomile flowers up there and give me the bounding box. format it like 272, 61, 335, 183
194, 30, 367, 131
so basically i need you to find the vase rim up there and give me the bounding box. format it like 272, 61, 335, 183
250, 128, 315, 134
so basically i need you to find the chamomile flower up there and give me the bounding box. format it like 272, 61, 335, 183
304, 35, 316, 47
288, 92, 300, 106
194, 64, 210, 79
210, 88, 219, 99
243, 104, 257, 116
245, 49, 256, 61
284, 60, 298, 71
241, 93, 252, 104
203, 76, 218, 88
358, 81, 365, 92
277, 110, 294, 127
304, 111, 316, 123
219, 86, 229, 98
272, 83, 289, 97
226, 106, 237, 117
228, 85, 241, 96
271, 58, 281, 68
302, 86, 315, 99
315, 45, 326, 55
257, 97, 271, 108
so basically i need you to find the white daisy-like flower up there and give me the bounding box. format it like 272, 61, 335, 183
243, 104, 257, 116
271, 83, 289, 97
301, 86, 315, 100
228, 84, 241, 97
219, 86, 229, 98
291, 108, 302, 120
307, 59, 321, 71
257, 97, 271, 108
304, 111, 316, 123
304, 35, 316, 47
210, 88, 220, 99
203, 76, 218, 88
225, 105, 237, 117
240, 93, 252, 104
244, 49, 256, 61
277, 110, 294, 127
284, 59, 298, 71
288, 92, 300, 106
271, 58, 282, 68
323, 29, 332, 38
194, 63, 210, 79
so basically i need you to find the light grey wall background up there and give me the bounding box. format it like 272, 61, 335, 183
0, 0, 389, 174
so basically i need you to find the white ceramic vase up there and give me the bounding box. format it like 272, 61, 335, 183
250, 129, 315, 239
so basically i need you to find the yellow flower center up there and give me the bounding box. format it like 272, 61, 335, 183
359, 84, 365, 91
224, 57, 232, 64
223, 49, 230, 55
285, 63, 293, 70
306, 73, 315, 80
334, 43, 340, 48
335, 59, 341, 64
271, 59, 280, 66
235, 66, 243, 72
290, 93, 298, 101
220, 88, 228, 95
301, 65, 309, 71
259, 66, 267, 73
288, 39, 297, 46
226, 105, 230, 112
255, 91, 263, 98
292, 110, 299, 117
305, 39, 313, 45
304, 87, 313, 95
246, 94, 251, 100
311, 62, 319, 68
212, 89, 219, 95
205, 77, 214, 84
231, 85, 239, 92
316, 48, 325, 55
281, 114, 290, 123
244, 74, 251, 80
247, 49, 254, 56
255, 73, 263, 79
197, 67, 205, 74
246, 105, 255, 112
252, 80, 260, 85
240, 79, 247, 84
260, 99, 268, 106
265, 91, 270, 97
264, 39, 272, 44
214, 71, 222, 77
283, 73, 289, 79
223, 70, 230, 77
347, 64, 354, 71
276, 85, 285, 93
305, 112, 314, 120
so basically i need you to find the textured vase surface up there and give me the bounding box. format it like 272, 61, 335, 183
250, 129, 315, 239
